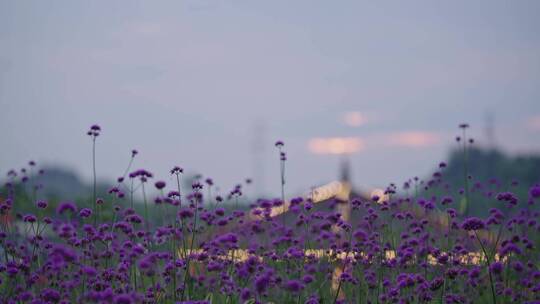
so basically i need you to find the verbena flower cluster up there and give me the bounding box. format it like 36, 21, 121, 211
0, 125, 539, 304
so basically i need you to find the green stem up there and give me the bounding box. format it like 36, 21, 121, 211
462, 128, 470, 216
474, 231, 497, 304
142, 182, 150, 237
93, 137, 97, 225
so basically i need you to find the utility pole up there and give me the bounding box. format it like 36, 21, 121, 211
251, 120, 266, 197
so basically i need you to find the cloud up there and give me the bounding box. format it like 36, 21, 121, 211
386, 131, 440, 148
308, 137, 365, 155
526, 115, 540, 130
342, 111, 368, 127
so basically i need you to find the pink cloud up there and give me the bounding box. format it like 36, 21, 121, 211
386, 131, 440, 148
342, 111, 368, 127
526, 115, 540, 130
308, 137, 365, 155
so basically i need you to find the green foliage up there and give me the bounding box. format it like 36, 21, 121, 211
428, 147, 540, 217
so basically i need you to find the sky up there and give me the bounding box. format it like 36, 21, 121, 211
1, 0, 540, 198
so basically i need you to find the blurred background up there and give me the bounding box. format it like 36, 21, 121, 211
1, 0, 540, 199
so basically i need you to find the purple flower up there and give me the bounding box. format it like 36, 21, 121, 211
461, 217, 485, 231
167, 190, 180, 198
284, 279, 304, 292
255, 275, 270, 293
129, 169, 153, 180
114, 294, 133, 304
36, 200, 48, 209
6, 266, 19, 276
127, 214, 143, 223
154, 180, 166, 190
178, 208, 194, 219
214, 208, 225, 216
512, 261, 524, 272
206, 261, 223, 272
87, 124, 101, 137
240, 288, 251, 301
41, 288, 61, 302
23, 214, 37, 223
490, 262, 503, 274
353, 228, 367, 241
82, 266, 97, 276
56, 201, 77, 215
303, 274, 314, 284
79, 208, 92, 218
496, 191, 518, 206
170, 166, 183, 175
499, 243, 522, 256
18, 291, 32, 301
429, 277, 444, 291
530, 185, 540, 199
216, 233, 238, 244
441, 196, 453, 205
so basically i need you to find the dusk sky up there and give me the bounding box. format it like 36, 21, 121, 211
1, 1, 539, 197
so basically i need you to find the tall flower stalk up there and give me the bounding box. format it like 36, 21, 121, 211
171, 166, 183, 301
275, 140, 286, 218
87, 124, 101, 224
458, 123, 471, 216
462, 217, 497, 304
130, 169, 153, 233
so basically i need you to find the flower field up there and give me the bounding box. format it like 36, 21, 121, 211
1, 124, 539, 304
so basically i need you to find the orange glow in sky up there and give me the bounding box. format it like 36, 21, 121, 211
343, 111, 367, 127
387, 131, 439, 147
308, 137, 364, 155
